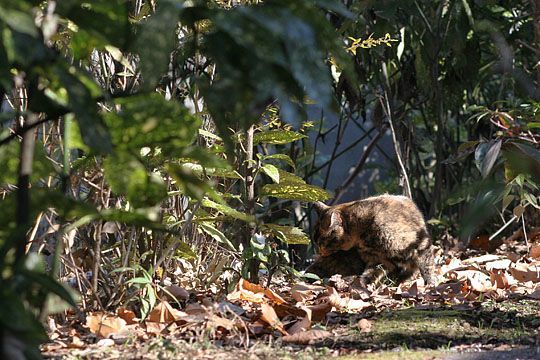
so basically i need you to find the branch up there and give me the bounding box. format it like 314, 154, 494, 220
0, 115, 57, 147
329, 127, 385, 205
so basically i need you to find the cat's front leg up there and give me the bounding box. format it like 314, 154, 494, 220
359, 260, 395, 287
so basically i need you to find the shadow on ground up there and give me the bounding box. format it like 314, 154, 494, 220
317, 300, 540, 352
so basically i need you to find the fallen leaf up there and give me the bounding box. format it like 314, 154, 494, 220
357, 318, 372, 333
509, 263, 540, 283
306, 302, 333, 322
163, 285, 190, 302
456, 270, 496, 292
147, 301, 187, 323
468, 234, 489, 251
527, 285, 540, 299
185, 302, 207, 315
260, 302, 288, 335
287, 316, 311, 335
86, 312, 127, 338
490, 270, 509, 289
241, 279, 287, 304
530, 244, 540, 259
327, 287, 371, 312
291, 283, 326, 303
484, 259, 512, 271
328, 274, 349, 292
217, 301, 245, 316
286, 306, 312, 335
96, 338, 115, 347
462, 254, 502, 265
248, 320, 267, 336
144, 321, 167, 335
227, 279, 286, 304
117, 307, 137, 325
207, 315, 235, 331
282, 329, 332, 344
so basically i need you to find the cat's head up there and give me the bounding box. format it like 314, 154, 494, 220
312, 201, 353, 256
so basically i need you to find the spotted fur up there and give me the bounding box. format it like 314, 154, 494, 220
312, 195, 435, 286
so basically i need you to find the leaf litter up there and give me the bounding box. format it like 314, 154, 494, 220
42, 241, 540, 358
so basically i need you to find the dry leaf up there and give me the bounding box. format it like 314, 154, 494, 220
282, 329, 332, 344
117, 307, 137, 325
248, 320, 267, 336
456, 270, 496, 292
484, 259, 512, 271
287, 306, 312, 335
241, 279, 287, 304
327, 287, 371, 312
306, 302, 333, 322
287, 316, 311, 335
527, 285, 540, 299
163, 285, 190, 301
96, 338, 115, 347
468, 234, 489, 251
144, 321, 167, 335
291, 283, 326, 303
207, 315, 235, 331
86, 312, 127, 338
530, 244, 540, 259
185, 302, 207, 315
147, 301, 187, 323
357, 318, 372, 333
490, 270, 509, 289
509, 263, 540, 283
259, 302, 288, 335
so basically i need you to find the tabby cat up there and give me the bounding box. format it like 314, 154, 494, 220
311, 194, 435, 286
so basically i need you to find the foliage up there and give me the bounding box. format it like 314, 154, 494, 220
1, 0, 540, 357
0, 0, 343, 356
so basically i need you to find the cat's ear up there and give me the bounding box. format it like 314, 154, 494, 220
329, 210, 343, 230
313, 201, 329, 214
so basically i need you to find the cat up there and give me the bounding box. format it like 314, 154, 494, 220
305, 248, 366, 278
311, 194, 435, 286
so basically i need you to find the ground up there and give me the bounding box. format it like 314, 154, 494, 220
42, 247, 540, 359
42, 298, 539, 359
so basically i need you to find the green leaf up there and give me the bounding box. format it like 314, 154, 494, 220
253, 130, 307, 145
168, 238, 198, 260
132, 0, 180, 91
20, 269, 77, 309
166, 163, 216, 200
502, 142, 540, 183
261, 164, 280, 183
105, 94, 200, 156
260, 153, 295, 169
104, 152, 167, 208
200, 198, 255, 223
50, 64, 112, 153
474, 139, 501, 178
178, 162, 243, 179
56, 0, 130, 59
262, 224, 311, 245
198, 129, 223, 142
278, 169, 306, 184
0, 7, 38, 37
261, 183, 330, 202
198, 222, 237, 251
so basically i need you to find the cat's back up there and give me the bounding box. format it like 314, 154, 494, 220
338, 194, 425, 224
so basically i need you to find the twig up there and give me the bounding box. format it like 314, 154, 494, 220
329, 128, 384, 205
380, 92, 412, 198
0, 115, 57, 146
489, 215, 518, 241
522, 215, 530, 253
